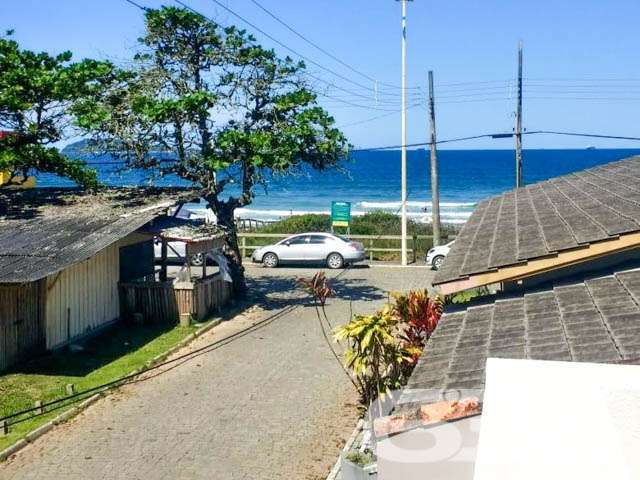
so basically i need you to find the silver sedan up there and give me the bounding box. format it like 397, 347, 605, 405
251, 232, 366, 269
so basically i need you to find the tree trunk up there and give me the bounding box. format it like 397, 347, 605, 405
209, 199, 247, 297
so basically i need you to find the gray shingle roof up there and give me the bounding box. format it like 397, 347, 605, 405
0, 188, 195, 283
399, 267, 640, 408
434, 155, 640, 285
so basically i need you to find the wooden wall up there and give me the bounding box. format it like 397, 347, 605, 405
0, 280, 46, 372
45, 241, 121, 350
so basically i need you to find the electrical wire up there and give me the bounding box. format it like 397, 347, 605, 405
0, 303, 298, 426
122, 0, 149, 11
245, 0, 420, 91
182, 0, 375, 93
353, 130, 640, 151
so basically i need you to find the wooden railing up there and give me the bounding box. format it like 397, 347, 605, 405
236, 218, 276, 232
237, 233, 447, 263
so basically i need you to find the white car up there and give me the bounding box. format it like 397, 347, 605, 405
426, 240, 454, 270
251, 232, 366, 269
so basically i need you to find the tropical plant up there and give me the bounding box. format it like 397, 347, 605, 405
392, 290, 443, 365
335, 306, 411, 406
0, 31, 119, 188
75, 7, 349, 294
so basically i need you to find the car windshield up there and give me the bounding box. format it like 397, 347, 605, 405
335, 235, 351, 243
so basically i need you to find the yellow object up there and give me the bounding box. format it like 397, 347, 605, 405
0, 170, 36, 189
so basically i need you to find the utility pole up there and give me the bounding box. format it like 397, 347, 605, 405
399, 0, 409, 265
428, 70, 441, 246
515, 40, 523, 187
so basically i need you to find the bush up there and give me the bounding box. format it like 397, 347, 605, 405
261, 214, 330, 233
334, 289, 444, 406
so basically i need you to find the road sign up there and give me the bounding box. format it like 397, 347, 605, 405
331, 201, 351, 227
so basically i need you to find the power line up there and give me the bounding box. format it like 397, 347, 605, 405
247, 0, 402, 90
353, 130, 640, 151
122, 0, 149, 11
0, 304, 298, 426
180, 0, 376, 93
334, 103, 423, 128
246, 0, 422, 91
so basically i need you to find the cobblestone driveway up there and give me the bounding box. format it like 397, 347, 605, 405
0, 265, 433, 480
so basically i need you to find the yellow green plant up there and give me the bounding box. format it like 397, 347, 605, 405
334, 305, 412, 406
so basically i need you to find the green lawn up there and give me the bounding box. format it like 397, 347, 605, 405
0, 321, 205, 453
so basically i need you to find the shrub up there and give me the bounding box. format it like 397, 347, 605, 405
392, 290, 443, 366
334, 289, 444, 406
261, 214, 330, 233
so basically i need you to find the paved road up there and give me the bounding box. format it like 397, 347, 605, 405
0, 265, 434, 480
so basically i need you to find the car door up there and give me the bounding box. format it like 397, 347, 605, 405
276, 235, 309, 262
305, 235, 330, 261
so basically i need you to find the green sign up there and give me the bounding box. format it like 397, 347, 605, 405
331, 201, 351, 227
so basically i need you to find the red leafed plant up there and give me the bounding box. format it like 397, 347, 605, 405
392, 290, 443, 365
297, 271, 335, 306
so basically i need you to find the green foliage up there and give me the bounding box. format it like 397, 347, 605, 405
77, 6, 349, 215
335, 305, 410, 406
0, 321, 201, 451
76, 6, 350, 290
345, 451, 374, 467
261, 214, 331, 233
334, 290, 444, 406
261, 211, 458, 236
0, 31, 119, 188
448, 286, 490, 305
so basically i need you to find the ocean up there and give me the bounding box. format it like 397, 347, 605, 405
40, 148, 640, 225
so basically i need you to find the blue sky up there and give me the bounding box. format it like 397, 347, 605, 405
4, 0, 640, 150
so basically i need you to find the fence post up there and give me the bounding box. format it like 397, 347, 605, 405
369, 239, 374, 261
412, 235, 417, 264
35, 400, 43, 414
0, 420, 8, 436
241, 236, 247, 259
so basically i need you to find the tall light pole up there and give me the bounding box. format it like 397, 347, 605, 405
399, 0, 409, 265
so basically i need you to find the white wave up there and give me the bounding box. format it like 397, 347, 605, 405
359, 200, 476, 209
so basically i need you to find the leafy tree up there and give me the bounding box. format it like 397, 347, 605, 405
76, 7, 349, 293
0, 31, 118, 188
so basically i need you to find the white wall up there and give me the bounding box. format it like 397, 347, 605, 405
45, 240, 122, 349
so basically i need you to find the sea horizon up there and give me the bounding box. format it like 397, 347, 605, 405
43, 147, 640, 225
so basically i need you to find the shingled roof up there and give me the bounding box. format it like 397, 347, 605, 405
399, 266, 640, 409
0, 187, 196, 283
434, 155, 640, 291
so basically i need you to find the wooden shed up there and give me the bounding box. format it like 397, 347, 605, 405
0, 187, 197, 371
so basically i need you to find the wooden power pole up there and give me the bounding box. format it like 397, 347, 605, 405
515, 40, 523, 188
428, 70, 441, 246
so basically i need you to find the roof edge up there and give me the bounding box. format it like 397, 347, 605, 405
436, 230, 640, 295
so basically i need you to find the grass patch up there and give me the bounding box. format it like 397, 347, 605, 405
0, 321, 203, 453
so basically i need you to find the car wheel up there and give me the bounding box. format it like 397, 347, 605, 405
432, 255, 445, 271
190, 253, 205, 266
326, 252, 344, 269
262, 252, 279, 268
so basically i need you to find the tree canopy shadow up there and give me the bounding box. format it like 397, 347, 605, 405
246, 272, 386, 311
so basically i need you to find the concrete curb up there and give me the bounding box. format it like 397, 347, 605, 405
0, 309, 241, 463
326, 419, 365, 480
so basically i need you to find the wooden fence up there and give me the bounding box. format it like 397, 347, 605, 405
236, 218, 276, 232
119, 274, 232, 324
237, 233, 447, 262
